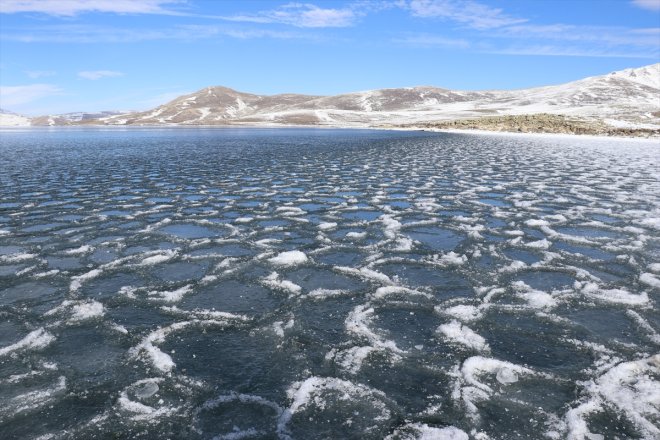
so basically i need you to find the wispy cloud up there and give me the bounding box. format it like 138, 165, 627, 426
0, 0, 185, 16
1, 23, 307, 44
222, 3, 360, 28
631, 0, 660, 11
491, 24, 660, 58
25, 70, 56, 79
0, 83, 62, 107
401, 25, 660, 59
499, 24, 660, 47
394, 34, 470, 49
630, 27, 660, 35
407, 0, 526, 30
398, 1, 659, 59
493, 45, 659, 59
176, 24, 304, 40
78, 70, 124, 80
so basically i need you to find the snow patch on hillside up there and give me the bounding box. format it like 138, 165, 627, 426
0, 112, 31, 126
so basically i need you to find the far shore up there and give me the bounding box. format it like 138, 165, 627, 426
410, 127, 660, 142
2, 121, 659, 141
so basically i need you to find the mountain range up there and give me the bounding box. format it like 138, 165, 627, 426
2, 63, 659, 134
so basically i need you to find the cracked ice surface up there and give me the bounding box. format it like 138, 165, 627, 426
0, 128, 658, 439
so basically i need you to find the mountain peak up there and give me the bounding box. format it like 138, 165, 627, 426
606, 63, 660, 89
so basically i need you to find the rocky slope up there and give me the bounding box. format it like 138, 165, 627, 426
404, 114, 660, 137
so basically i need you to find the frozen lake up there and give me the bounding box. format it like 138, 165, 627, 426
0, 128, 658, 439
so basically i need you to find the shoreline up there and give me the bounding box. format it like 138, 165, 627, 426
1, 122, 659, 142
402, 127, 660, 142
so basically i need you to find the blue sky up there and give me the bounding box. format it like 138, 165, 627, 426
1, 0, 659, 115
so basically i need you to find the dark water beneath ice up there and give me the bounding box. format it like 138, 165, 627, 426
0, 128, 658, 439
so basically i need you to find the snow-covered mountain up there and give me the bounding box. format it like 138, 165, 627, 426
96, 63, 659, 129
30, 111, 126, 126
3, 64, 659, 130
0, 109, 31, 126
97, 87, 323, 126
0, 110, 126, 127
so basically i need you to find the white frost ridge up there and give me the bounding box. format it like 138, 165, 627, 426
639, 272, 660, 288
148, 285, 193, 302
385, 423, 469, 440
131, 315, 250, 373
63, 245, 93, 255
437, 320, 490, 352
44, 299, 106, 323
138, 249, 178, 266
268, 250, 308, 266
564, 354, 660, 440
0, 328, 55, 357
262, 272, 302, 295
278, 376, 392, 436
579, 282, 649, 306
70, 300, 105, 322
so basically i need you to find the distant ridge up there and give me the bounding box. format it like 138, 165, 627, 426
3, 64, 659, 136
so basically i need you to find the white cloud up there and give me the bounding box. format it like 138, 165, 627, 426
177, 24, 303, 40
25, 70, 56, 79
632, 0, 660, 10
224, 3, 359, 28
78, 70, 124, 80
0, 0, 183, 16
402, 2, 659, 59
494, 45, 658, 59
394, 24, 660, 59
497, 24, 660, 52
407, 0, 526, 30
394, 34, 470, 49
0, 84, 62, 107
630, 27, 660, 35
2, 24, 307, 44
